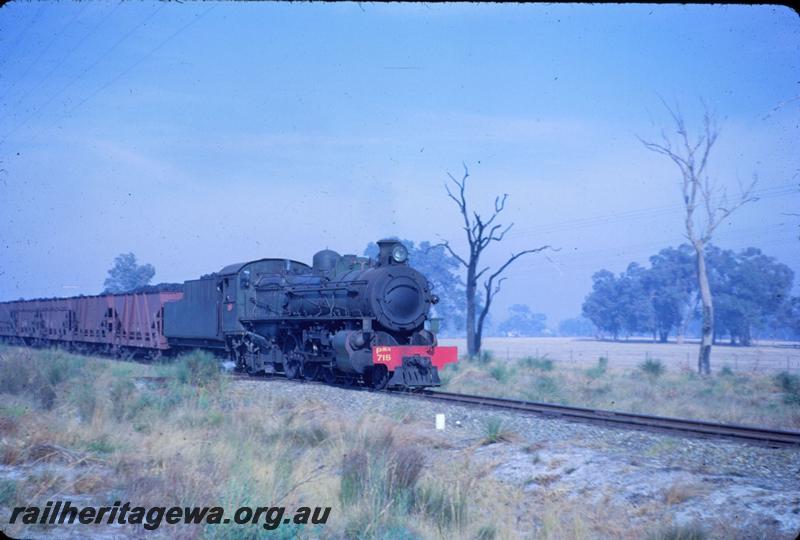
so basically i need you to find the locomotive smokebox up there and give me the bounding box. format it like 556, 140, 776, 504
365, 265, 429, 331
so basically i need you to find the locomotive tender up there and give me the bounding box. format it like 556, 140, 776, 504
0, 239, 457, 390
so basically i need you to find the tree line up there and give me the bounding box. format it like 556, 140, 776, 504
582, 244, 798, 345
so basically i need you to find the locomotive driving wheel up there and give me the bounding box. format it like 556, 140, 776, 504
302, 363, 319, 381
364, 365, 389, 390
284, 355, 302, 380
366, 365, 390, 391
282, 336, 303, 380
321, 367, 337, 385
283, 350, 306, 379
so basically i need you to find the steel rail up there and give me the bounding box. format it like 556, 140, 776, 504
413, 390, 800, 447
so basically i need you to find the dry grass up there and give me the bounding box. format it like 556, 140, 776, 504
663, 481, 707, 506
0, 346, 528, 539
438, 345, 800, 429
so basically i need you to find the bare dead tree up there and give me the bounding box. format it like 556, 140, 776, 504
639, 101, 758, 374
439, 165, 550, 357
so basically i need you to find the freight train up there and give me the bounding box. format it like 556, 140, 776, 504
0, 239, 457, 390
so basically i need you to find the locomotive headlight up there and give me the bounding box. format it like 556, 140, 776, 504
391, 244, 408, 263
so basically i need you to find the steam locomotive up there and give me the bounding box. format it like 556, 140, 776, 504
0, 239, 457, 390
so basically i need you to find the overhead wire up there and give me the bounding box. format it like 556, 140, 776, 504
1, 3, 216, 151
506, 183, 798, 241
0, 3, 164, 146
0, 4, 46, 76
515, 223, 797, 274
0, 4, 88, 112
67, 4, 217, 116
0, 2, 121, 129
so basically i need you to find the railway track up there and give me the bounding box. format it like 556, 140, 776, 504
412, 389, 800, 448
232, 372, 800, 447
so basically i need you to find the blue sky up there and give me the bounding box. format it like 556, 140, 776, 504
0, 2, 798, 328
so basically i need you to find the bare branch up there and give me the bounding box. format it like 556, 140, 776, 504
493, 222, 513, 241
444, 166, 472, 244
495, 193, 508, 213
695, 106, 718, 179
444, 181, 462, 209
637, 135, 691, 178
484, 246, 551, 293
434, 240, 469, 268
475, 265, 490, 280
703, 174, 759, 241
484, 276, 508, 304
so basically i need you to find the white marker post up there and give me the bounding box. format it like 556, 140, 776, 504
435, 413, 445, 430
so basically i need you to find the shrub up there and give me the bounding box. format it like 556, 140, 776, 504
415, 481, 469, 530
481, 417, 515, 445
583, 383, 612, 399
478, 350, 494, 365
155, 383, 193, 413
438, 370, 453, 387
86, 435, 115, 454
585, 357, 608, 380
268, 423, 329, 448
719, 365, 734, 377
640, 359, 664, 378
110, 379, 136, 421
489, 364, 514, 384
175, 351, 220, 387
41, 351, 85, 386
520, 356, 554, 371
36, 383, 57, 410
71, 383, 97, 423
0, 353, 35, 395
526, 376, 562, 402
340, 448, 369, 505
127, 391, 157, 421
389, 445, 425, 494
1, 350, 86, 401
340, 430, 424, 512
774, 372, 800, 405
439, 362, 459, 387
